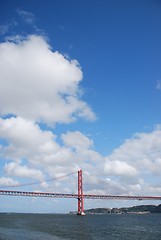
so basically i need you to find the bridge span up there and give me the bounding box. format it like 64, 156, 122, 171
1, 189, 161, 201
1, 170, 161, 215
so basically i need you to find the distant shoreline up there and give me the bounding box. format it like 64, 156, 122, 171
1, 204, 161, 215
70, 204, 161, 215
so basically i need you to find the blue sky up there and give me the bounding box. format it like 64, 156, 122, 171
0, 0, 161, 213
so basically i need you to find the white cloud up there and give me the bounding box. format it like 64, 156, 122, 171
0, 35, 95, 126
107, 128, 161, 174
103, 127, 161, 195
61, 131, 93, 150
1, 116, 161, 196
105, 160, 138, 176
0, 177, 19, 187
0, 117, 102, 180
4, 162, 44, 180
0, 34, 161, 199
0, 116, 60, 164
0, 34, 96, 189
61, 131, 104, 176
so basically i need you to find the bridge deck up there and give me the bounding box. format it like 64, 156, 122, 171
0, 190, 161, 200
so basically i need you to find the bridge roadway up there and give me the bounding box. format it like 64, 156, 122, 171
1, 189, 161, 201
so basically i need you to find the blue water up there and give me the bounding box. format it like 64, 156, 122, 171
0, 213, 161, 239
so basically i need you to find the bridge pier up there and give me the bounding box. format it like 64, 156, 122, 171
77, 170, 85, 216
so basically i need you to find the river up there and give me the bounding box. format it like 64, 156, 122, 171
0, 213, 161, 239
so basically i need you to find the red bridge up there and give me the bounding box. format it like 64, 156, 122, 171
1, 170, 161, 215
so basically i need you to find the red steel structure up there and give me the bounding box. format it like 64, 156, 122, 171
1, 170, 161, 214
1, 190, 161, 201
77, 169, 85, 215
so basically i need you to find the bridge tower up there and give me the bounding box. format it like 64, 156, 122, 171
77, 169, 85, 215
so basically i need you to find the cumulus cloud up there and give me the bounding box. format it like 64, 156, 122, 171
105, 160, 138, 176
0, 177, 19, 187
105, 128, 161, 175
0, 34, 161, 199
4, 162, 44, 180
0, 34, 96, 188
0, 35, 95, 126
103, 127, 161, 195
0, 117, 102, 180
0, 117, 61, 165
61, 131, 104, 174
1, 115, 161, 196
61, 131, 93, 150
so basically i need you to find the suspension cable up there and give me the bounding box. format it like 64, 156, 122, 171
0, 171, 78, 189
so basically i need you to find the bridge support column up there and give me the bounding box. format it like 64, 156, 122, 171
77, 169, 85, 215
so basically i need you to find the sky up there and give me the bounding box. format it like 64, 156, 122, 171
0, 0, 161, 213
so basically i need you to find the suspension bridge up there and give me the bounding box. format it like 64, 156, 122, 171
0, 170, 161, 215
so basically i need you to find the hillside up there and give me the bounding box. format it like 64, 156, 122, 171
84, 204, 161, 214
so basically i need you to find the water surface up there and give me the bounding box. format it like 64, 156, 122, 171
0, 213, 161, 239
